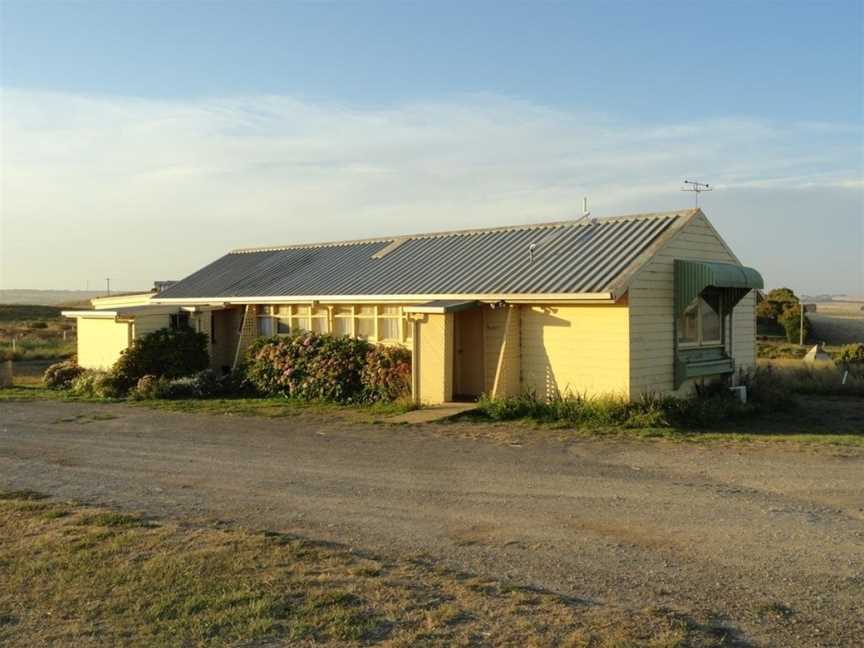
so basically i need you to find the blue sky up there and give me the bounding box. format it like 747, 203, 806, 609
1, 1, 862, 295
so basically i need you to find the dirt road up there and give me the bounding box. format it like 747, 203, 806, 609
1, 400, 862, 647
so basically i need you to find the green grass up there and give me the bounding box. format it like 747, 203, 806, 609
0, 305, 76, 361
78, 512, 153, 528
0, 492, 733, 647
0, 385, 97, 402
4, 381, 861, 447
0, 337, 76, 362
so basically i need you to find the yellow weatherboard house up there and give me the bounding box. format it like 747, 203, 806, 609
66, 209, 763, 404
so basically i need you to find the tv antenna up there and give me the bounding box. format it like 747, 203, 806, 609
681, 179, 712, 207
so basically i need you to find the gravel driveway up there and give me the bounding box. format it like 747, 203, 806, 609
1, 400, 862, 647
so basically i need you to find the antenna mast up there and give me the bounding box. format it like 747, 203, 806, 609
680, 179, 712, 207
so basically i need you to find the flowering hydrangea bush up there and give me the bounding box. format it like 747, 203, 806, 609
245, 332, 412, 403
245, 332, 372, 402
361, 345, 411, 402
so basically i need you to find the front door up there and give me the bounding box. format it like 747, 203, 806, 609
453, 308, 485, 399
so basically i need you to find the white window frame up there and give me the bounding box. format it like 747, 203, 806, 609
678, 296, 723, 348
256, 303, 411, 346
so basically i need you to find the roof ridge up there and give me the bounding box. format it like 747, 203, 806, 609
230, 208, 698, 255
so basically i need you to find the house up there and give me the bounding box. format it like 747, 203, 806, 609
132, 208, 760, 404
61, 289, 199, 370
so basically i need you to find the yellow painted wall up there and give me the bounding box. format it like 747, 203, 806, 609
415, 312, 453, 404
628, 212, 757, 397
77, 318, 131, 370
520, 303, 631, 399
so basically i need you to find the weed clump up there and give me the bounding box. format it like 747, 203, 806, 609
477, 367, 799, 430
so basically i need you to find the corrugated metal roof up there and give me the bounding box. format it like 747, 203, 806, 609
157, 210, 696, 300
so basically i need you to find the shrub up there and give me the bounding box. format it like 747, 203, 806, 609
245, 332, 372, 402
746, 363, 864, 398
478, 391, 676, 428
757, 342, 807, 360
737, 366, 797, 410
131, 369, 231, 400
43, 360, 84, 389
29, 321, 48, 330
837, 343, 864, 364
160, 370, 221, 399
131, 374, 163, 400
69, 371, 124, 399
361, 345, 412, 402
112, 327, 209, 392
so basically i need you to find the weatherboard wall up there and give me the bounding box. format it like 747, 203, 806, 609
416, 312, 454, 404
520, 303, 631, 399
628, 212, 757, 398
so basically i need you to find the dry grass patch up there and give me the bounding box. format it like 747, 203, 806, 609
0, 493, 738, 647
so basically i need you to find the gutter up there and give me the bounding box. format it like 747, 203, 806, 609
151, 292, 617, 306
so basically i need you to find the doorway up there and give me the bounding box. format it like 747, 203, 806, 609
210, 307, 243, 372
453, 307, 485, 400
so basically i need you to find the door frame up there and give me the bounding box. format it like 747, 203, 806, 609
453, 306, 486, 400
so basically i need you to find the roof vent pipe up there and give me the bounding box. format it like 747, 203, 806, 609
528, 243, 537, 264
582, 196, 591, 219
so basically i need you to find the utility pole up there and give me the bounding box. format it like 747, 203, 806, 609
798, 293, 807, 346
106, 278, 111, 296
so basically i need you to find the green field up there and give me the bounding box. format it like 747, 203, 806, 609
0, 305, 76, 362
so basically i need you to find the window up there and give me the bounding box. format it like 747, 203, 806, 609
310, 306, 329, 334
677, 297, 723, 346
378, 305, 400, 341
333, 306, 352, 336
356, 305, 375, 339
258, 304, 322, 336
292, 305, 311, 332
257, 305, 275, 336
256, 303, 409, 345
169, 311, 190, 330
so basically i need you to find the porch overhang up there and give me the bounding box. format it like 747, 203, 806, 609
674, 260, 764, 318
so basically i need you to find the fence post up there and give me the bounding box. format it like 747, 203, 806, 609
0, 359, 12, 388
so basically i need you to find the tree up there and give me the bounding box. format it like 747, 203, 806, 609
778, 304, 811, 344
767, 287, 798, 304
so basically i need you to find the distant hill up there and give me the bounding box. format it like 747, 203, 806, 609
0, 289, 145, 307
803, 294, 864, 304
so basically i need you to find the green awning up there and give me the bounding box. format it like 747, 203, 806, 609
674, 260, 764, 317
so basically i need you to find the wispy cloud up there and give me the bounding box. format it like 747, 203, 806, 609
1, 89, 861, 292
